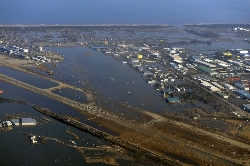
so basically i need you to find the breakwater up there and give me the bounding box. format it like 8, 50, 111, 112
33, 106, 180, 166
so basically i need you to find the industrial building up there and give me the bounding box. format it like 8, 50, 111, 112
216, 92, 229, 99
168, 54, 183, 62
235, 90, 250, 100
4, 118, 37, 127
189, 55, 202, 62
243, 104, 250, 112
11, 119, 20, 126
166, 97, 179, 103
195, 60, 217, 68
234, 83, 249, 90
142, 70, 153, 76
200, 80, 220, 92
21, 118, 37, 126
4, 121, 12, 127
196, 66, 218, 76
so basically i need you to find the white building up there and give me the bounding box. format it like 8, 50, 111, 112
21, 118, 37, 126
22, 49, 29, 53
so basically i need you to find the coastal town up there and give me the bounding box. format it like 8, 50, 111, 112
1, 24, 250, 165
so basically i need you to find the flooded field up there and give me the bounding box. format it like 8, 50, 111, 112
52, 87, 88, 104
0, 91, 154, 166
46, 46, 171, 113
0, 66, 58, 89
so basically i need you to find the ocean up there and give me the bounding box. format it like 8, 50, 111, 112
0, 0, 250, 26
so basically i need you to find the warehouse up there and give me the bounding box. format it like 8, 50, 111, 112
21, 118, 37, 126
196, 66, 218, 76
11, 119, 20, 126
234, 83, 249, 90
235, 90, 250, 100
216, 92, 229, 99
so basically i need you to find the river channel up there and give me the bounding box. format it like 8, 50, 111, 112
46, 46, 171, 114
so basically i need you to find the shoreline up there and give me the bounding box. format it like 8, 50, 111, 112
0, 23, 249, 28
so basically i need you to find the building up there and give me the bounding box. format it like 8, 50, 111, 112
4, 121, 12, 127
136, 66, 144, 72
196, 66, 218, 76
223, 83, 235, 90
168, 54, 183, 62
147, 50, 160, 58
216, 92, 229, 99
243, 104, 250, 112
235, 90, 250, 99
21, 118, 37, 126
137, 54, 143, 59
21, 48, 29, 53
166, 97, 179, 103
162, 89, 173, 96
234, 49, 249, 54
129, 57, 139, 63
92, 46, 106, 50
195, 60, 217, 68
11, 119, 20, 126
234, 83, 249, 90
189, 56, 202, 62
223, 52, 233, 56
142, 70, 153, 76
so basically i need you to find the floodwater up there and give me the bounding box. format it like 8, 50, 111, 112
0, 83, 152, 166
46, 46, 171, 113
52, 88, 88, 104
0, 66, 58, 89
